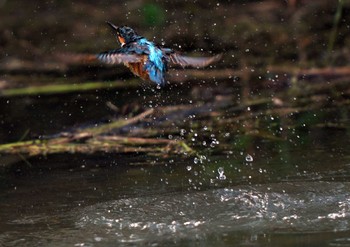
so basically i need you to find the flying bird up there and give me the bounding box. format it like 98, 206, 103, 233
96, 22, 222, 86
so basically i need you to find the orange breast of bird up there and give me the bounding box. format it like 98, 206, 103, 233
118, 36, 126, 45
126, 55, 149, 80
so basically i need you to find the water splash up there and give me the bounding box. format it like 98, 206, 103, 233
5, 182, 350, 246
73, 181, 350, 246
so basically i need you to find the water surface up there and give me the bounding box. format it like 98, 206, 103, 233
1, 128, 350, 246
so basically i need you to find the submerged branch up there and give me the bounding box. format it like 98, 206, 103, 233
82, 108, 155, 136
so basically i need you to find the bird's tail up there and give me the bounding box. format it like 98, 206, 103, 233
145, 63, 165, 86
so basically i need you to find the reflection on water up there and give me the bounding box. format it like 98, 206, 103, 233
0, 128, 350, 246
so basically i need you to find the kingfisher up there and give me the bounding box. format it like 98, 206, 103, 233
96, 22, 222, 86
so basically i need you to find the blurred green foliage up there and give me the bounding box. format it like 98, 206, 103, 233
142, 3, 165, 26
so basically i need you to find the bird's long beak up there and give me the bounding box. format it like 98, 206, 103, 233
106, 21, 126, 46
106, 21, 118, 31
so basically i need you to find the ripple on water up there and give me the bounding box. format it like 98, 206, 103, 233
330, 238, 350, 247
74, 182, 350, 244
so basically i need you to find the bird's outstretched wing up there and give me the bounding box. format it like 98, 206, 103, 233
163, 49, 222, 68
96, 49, 143, 64
54, 47, 144, 65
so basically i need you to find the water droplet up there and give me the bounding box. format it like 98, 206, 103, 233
94, 236, 102, 242
180, 129, 186, 136
186, 165, 192, 171
217, 167, 226, 180
200, 155, 207, 161
245, 154, 253, 162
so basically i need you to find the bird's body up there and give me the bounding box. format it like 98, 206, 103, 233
96, 22, 221, 86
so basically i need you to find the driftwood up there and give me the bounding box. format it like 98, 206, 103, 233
0, 107, 193, 160
0, 136, 191, 157
0, 80, 141, 97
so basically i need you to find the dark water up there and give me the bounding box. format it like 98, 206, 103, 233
1, 128, 350, 246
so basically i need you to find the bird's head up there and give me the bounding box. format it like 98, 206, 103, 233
107, 22, 141, 47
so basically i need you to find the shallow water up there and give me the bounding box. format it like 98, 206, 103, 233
1, 127, 350, 246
